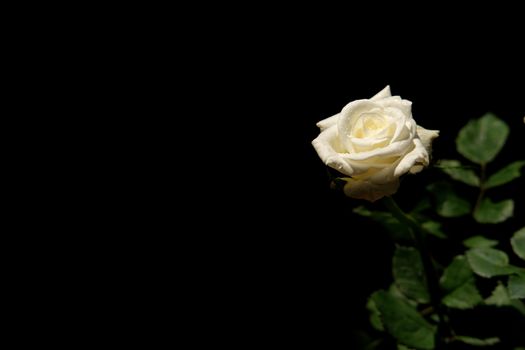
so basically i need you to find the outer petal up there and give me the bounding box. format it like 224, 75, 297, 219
377, 97, 412, 117
316, 113, 340, 131
370, 85, 391, 101
383, 107, 413, 142
394, 139, 429, 177
416, 125, 440, 153
312, 124, 354, 176
340, 138, 413, 161
343, 177, 400, 202
316, 85, 391, 130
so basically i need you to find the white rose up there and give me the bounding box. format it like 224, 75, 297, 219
312, 86, 439, 202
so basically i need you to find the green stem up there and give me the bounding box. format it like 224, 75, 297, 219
382, 196, 451, 347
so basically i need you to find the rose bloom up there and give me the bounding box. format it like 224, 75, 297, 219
312, 86, 439, 202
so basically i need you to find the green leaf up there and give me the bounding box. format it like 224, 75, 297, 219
389, 283, 418, 307
411, 198, 432, 214
353, 207, 413, 242
440, 256, 482, 309
367, 293, 384, 331
511, 300, 525, 316
372, 291, 436, 350
485, 282, 525, 314
463, 236, 498, 248
421, 221, 446, 239
393, 247, 430, 303
456, 113, 509, 164
473, 198, 514, 224
426, 182, 471, 218
466, 248, 516, 278
440, 256, 473, 292
398, 345, 414, 350
437, 159, 480, 186
485, 283, 511, 306
454, 336, 500, 346
508, 274, 525, 299
511, 227, 525, 260
485, 160, 525, 189
442, 280, 483, 309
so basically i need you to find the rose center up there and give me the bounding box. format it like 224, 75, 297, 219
353, 113, 387, 138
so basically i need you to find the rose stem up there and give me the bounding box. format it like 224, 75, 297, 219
382, 196, 451, 347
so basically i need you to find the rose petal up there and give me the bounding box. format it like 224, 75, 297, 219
338, 100, 382, 151
341, 138, 413, 161
394, 138, 429, 177
377, 97, 412, 117
343, 177, 400, 202
349, 136, 390, 150
416, 126, 440, 153
383, 107, 413, 142
316, 85, 392, 130
312, 125, 354, 176
316, 113, 340, 131
370, 85, 391, 101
